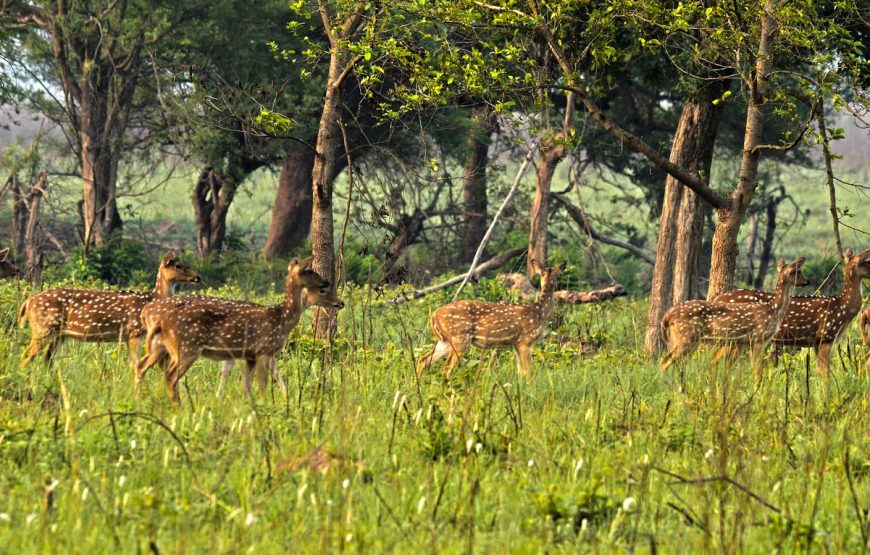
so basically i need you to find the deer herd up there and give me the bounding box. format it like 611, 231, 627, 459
6, 246, 870, 401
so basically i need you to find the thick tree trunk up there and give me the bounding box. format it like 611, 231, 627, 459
706, 4, 775, 299
461, 106, 495, 263
263, 144, 317, 259
643, 98, 722, 353
10, 175, 26, 261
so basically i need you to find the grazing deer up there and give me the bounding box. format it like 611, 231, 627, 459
134, 257, 343, 401
661, 257, 809, 375
713, 248, 870, 377
215, 286, 343, 397
18, 252, 200, 369
0, 248, 18, 278
416, 260, 566, 378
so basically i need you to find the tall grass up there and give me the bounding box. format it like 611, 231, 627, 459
1, 277, 869, 552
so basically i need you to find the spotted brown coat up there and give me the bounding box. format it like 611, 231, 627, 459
416, 260, 566, 378
661, 257, 809, 375
18, 252, 200, 370
712, 247, 870, 377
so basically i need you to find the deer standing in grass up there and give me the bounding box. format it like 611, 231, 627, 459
0, 248, 18, 278
214, 286, 343, 397
713, 248, 870, 377
135, 257, 343, 401
661, 257, 809, 375
417, 260, 566, 378
18, 252, 200, 369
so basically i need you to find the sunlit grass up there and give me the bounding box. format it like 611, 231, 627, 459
1, 277, 869, 552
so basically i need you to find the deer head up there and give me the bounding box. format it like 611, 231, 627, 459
0, 248, 19, 278
156, 252, 201, 296
776, 257, 810, 289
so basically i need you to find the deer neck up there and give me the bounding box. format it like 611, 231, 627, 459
280, 279, 306, 327
153, 274, 175, 299
534, 279, 557, 320
837, 265, 863, 315
770, 274, 795, 323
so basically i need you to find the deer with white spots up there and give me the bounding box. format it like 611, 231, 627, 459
18, 252, 200, 369
0, 248, 18, 278
134, 257, 343, 401
416, 260, 566, 378
661, 257, 809, 375
713, 248, 870, 377
214, 286, 343, 397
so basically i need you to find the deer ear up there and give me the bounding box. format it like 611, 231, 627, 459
777, 259, 785, 272
844, 248, 854, 262
795, 256, 806, 268
530, 260, 545, 275
556, 261, 567, 273
0, 248, 8, 261
162, 252, 174, 266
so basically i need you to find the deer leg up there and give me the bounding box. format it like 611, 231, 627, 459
43, 336, 63, 366
21, 335, 47, 368
416, 341, 450, 377
516, 343, 533, 377
269, 357, 288, 398
127, 336, 140, 378
255, 357, 269, 395
135, 333, 168, 392
444, 338, 468, 379
816, 343, 832, 379
167, 353, 197, 402
217, 360, 234, 398
241, 359, 256, 398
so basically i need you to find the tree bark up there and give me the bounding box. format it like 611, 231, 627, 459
706, 3, 775, 299
24, 171, 47, 283
528, 94, 574, 277
263, 145, 317, 259
643, 97, 723, 353
461, 105, 496, 263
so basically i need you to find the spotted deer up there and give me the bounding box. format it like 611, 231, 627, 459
713, 248, 870, 377
661, 257, 809, 375
18, 252, 200, 369
0, 248, 18, 278
135, 257, 343, 401
416, 260, 566, 378
215, 286, 343, 397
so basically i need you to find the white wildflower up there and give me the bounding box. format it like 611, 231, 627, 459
622, 497, 636, 513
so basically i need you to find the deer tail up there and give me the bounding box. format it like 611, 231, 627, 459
17, 298, 29, 328
660, 313, 671, 344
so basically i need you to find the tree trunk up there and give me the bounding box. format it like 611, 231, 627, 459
528, 94, 574, 277
263, 144, 317, 259
24, 171, 46, 284
706, 4, 775, 299
310, 52, 345, 339
461, 105, 495, 263
643, 98, 723, 353
11, 174, 26, 261
753, 197, 778, 289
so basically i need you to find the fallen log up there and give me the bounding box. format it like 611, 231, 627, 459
497, 273, 626, 304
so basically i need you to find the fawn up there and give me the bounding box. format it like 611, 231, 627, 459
0, 248, 18, 278
134, 257, 343, 401
215, 286, 343, 397
416, 260, 566, 378
18, 252, 200, 368
713, 247, 870, 377
661, 257, 809, 374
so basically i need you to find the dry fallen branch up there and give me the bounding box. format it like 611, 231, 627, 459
386, 247, 527, 304
497, 273, 626, 304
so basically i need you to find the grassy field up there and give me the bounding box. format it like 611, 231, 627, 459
1, 274, 869, 553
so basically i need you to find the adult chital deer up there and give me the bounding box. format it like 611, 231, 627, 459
18, 252, 200, 368
713, 248, 870, 377
0, 248, 18, 278
416, 260, 566, 378
661, 257, 809, 375
135, 257, 343, 401
214, 286, 343, 397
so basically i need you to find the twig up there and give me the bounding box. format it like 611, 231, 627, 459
452, 147, 535, 301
